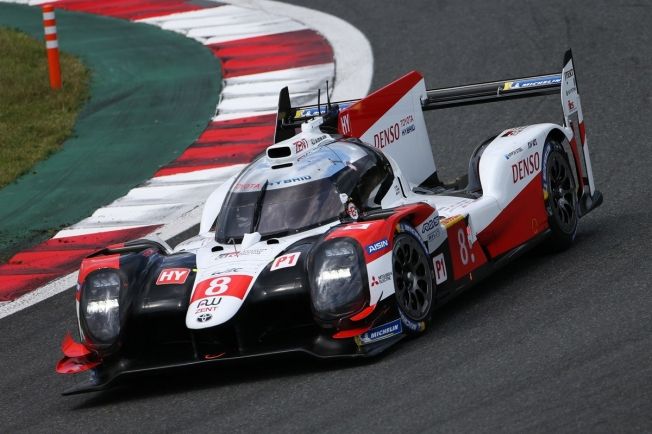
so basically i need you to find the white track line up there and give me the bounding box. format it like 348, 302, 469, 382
0, 0, 373, 320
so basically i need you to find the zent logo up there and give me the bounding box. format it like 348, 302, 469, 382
433, 253, 447, 284
270, 252, 301, 271
156, 268, 190, 285
294, 139, 309, 153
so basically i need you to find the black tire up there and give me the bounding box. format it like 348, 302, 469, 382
542, 139, 578, 251
392, 231, 434, 327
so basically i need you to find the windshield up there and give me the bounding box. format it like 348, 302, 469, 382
215, 140, 392, 242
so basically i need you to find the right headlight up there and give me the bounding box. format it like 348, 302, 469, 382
80, 269, 124, 346
309, 238, 367, 320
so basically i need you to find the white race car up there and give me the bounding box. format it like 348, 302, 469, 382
56, 50, 601, 394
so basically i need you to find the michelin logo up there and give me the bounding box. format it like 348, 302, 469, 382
357, 319, 402, 345
510, 76, 561, 89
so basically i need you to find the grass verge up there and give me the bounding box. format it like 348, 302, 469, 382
0, 27, 89, 189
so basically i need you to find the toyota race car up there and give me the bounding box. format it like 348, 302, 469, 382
56, 50, 602, 394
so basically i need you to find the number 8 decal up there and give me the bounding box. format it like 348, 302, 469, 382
205, 276, 231, 296
457, 228, 475, 265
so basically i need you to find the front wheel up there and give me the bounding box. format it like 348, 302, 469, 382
393, 232, 434, 329
542, 140, 578, 251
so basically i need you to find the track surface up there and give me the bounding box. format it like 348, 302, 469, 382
1, 0, 651, 432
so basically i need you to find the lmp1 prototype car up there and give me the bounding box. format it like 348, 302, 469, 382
57, 50, 601, 394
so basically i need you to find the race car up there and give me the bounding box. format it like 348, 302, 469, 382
56, 50, 602, 394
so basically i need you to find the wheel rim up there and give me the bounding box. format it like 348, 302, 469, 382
393, 235, 433, 321
547, 152, 577, 233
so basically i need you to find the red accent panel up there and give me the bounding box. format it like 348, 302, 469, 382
154, 114, 276, 177
61, 332, 92, 358
350, 304, 376, 321
55, 0, 206, 20
445, 218, 487, 281
338, 71, 422, 138
208, 29, 333, 78
477, 174, 549, 258
56, 356, 100, 374
333, 327, 371, 339
191, 275, 253, 303
578, 121, 586, 146
77, 254, 120, 285
0, 225, 159, 302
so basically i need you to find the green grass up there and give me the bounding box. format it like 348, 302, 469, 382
0, 27, 89, 188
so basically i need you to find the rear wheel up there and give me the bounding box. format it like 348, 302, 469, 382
393, 232, 433, 325
543, 140, 578, 251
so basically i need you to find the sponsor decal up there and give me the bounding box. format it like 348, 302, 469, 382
234, 183, 261, 191
270, 252, 301, 271
511, 152, 541, 183
191, 275, 253, 302
343, 223, 371, 230
564, 68, 574, 80
356, 319, 402, 345
197, 297, 221, 307
501, 126, 527, 137
508, 76, 561, 89
211, 267, 242, 276
565, 86, 577, 96
366, 238, 389, 255
399, 309, 425, 333
340, 113, 351, 135
197, 313, 212, 323
346, 202, 359, 220
568, 99, 576, 111
218, 249, 265, 259
527, 139, 538, 149
294, 138, 309, 153
310, 135, 328, 145
370, 272, 392, 287
373, 117, 417, 150
268, 176, 312, 187
504, 147, 523, 160
433, 253, 447, 284
156, 268, 191, 285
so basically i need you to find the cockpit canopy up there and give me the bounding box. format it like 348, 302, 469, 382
215, 139, 394, 242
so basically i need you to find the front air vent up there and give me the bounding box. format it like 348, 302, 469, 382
267, 146, 292, 159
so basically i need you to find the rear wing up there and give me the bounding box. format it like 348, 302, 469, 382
274, 50, 600, 211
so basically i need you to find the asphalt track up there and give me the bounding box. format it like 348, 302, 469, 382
1, 0, 651, 432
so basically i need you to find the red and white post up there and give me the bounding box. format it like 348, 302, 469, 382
42, 4, 62, 90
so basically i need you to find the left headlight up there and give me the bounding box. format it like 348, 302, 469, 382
80, 269, 124, 345
309, 238, 367, 320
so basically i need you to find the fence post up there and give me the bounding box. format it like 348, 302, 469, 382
42, 4, 62, 90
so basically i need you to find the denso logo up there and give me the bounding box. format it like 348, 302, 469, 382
366, 239, 389, 254
511, 153, 540, 183
373, 123, 400, 149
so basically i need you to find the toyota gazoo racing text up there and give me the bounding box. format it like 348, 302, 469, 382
57, 50, 601, 394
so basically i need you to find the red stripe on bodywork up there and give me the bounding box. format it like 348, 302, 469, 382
61, 332, 92, 358
0, 225, 158, 301
338, 71, 422, 138
154, 114, 276, 177
208, 29, 333, 78
477, 174, 549, 258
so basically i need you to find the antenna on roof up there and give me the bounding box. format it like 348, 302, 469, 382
326, 80, 331, 110
317, 88, 321, 116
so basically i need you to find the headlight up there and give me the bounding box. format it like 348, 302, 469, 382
81, 269, 124, 345
310, 238, 367, 320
